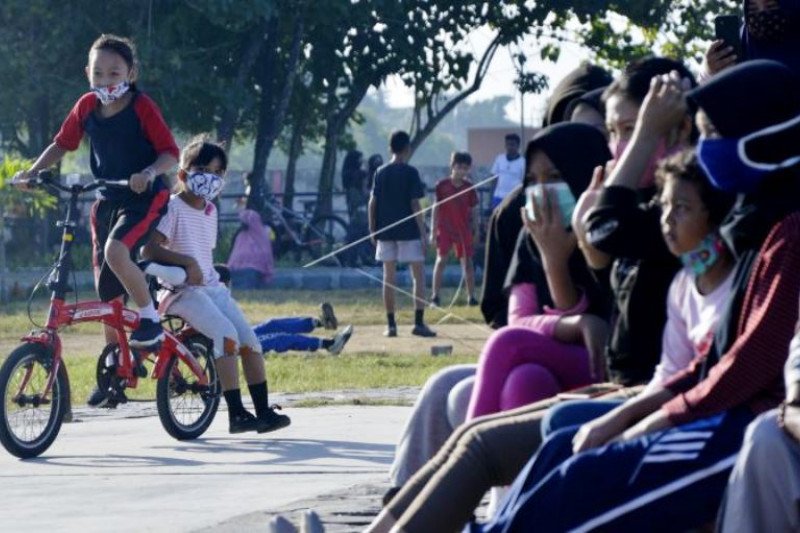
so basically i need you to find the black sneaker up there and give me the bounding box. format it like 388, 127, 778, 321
86, 386, 127, 409
468, 296, 479, 306
430, 295, 441, 308
327, 325, 353, 355
229, 411, 261, 434
412, 324, 437, 337
130, 318, 165, 349
384, 326, 397, 338
319, 302, 338, 330
256, 405, 291, 434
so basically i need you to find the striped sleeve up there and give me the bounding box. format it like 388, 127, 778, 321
662, 213, 800, 425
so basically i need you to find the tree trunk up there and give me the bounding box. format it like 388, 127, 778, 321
216, 25, 266, 148
408, 35, 502, 158
283, 114, 306, 209
249, 14, 305, 208
315, 84, 371, 217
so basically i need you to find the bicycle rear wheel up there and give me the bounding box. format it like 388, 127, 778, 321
156, 335, 220, 440
304, 215, 349, 266
0, 343, 68, 458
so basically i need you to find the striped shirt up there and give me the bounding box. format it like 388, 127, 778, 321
156, 195, 220, 287
663, 212, 800, 425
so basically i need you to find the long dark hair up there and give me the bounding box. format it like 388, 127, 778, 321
341, 150, 363, 190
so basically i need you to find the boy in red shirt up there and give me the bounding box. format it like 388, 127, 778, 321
430, 152, 479, 306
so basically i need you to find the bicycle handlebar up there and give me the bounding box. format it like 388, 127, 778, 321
15, 171, 129, 194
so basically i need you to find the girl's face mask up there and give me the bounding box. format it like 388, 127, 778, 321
185, 171, 224, 201
680, 233, 726, 277
91, 82, 130, 106
747, 5, 789, 42
610, 137, 677, 189
525, 182, 577, 228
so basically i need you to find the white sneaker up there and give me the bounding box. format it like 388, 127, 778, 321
327, 325, 353, 355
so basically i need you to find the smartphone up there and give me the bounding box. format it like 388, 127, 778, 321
557, 383, 622, 401
524, 183, 576, 228
714, 14, 742, 62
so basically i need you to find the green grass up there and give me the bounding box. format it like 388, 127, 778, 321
1, 288, 486, 402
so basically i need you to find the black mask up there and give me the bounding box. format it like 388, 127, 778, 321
747, 6, 789, 42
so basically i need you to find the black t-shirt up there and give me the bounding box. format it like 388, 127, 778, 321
372, 162, 426, 241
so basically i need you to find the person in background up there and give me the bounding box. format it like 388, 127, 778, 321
489, 133, 524, 210
430, 151, 479, 307
227, 186, 275, 289
702, 0, 800, 79
369, 130, 436, 338
366, 153, 384, 193
341, 150, 374, 267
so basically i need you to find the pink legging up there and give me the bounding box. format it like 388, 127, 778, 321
466, 283, 593, 419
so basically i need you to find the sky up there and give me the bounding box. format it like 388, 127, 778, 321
373, 23, 604, 128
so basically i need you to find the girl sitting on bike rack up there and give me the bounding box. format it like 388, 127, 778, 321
143, 139, 291, 435
15, 34, 178, 354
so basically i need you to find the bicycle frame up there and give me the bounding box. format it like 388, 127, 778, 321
18, 176, 209, 403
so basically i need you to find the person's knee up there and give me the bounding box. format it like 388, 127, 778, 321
104, 239, 129, 269
220, 336, 239, 358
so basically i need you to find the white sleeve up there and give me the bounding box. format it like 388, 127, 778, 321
491, 155, 502, 175
156, 201, 175, 243
643, 272, 693, 394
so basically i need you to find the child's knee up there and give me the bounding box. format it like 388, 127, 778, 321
104, 239, 129, 266
216, 336, 239, 359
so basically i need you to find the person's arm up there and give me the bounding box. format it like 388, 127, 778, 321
368, 195, 377, 244
18, 143, 68, 180
572, 386, 676, 452
787, 328, 800, 405
429, 196, 437, 244
142, 231, 203, 285
132, 95, 180, 192
604, 73, 689, 191
585, 187, 671, 261
662, 214, 800, 426
412, 198, 426, 245
572, 166, 612, 269
522, 189, 579, 310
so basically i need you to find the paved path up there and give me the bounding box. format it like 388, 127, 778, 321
0, 404, 410, 532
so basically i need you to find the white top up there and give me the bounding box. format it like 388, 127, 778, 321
643, 267, 735, 395
491, 153, 526, 201
156, 195, 220, 289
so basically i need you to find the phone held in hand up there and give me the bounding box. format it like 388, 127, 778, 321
557, 383, 622, 401
525, 183, 577, 228
714, 14, 742, 62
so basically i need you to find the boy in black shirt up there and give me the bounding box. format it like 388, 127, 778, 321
369, 131, 436, 338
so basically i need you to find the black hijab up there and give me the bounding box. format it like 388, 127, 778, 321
480, 123, 611, 326
688, 59, 800, 257
687, 59, 800, 366
544, 63, 613, 127
503, 124, 612, 311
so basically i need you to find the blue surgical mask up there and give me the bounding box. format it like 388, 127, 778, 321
697, 138, 769, 194
680, 233, 725, 276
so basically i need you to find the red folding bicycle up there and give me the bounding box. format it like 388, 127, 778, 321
0, 172, 220, 458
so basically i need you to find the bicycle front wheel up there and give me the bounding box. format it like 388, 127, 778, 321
0, 343, 68, 458
156, 335, 219, 440
305, 215, 349, 266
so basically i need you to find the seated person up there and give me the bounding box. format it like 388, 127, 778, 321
719, 318, 800, 533
143, 138, 289, 435
227, 184, 274, 289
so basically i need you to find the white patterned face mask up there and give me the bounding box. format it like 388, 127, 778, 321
91, 81, 130, 105
185, 171, 224, 201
